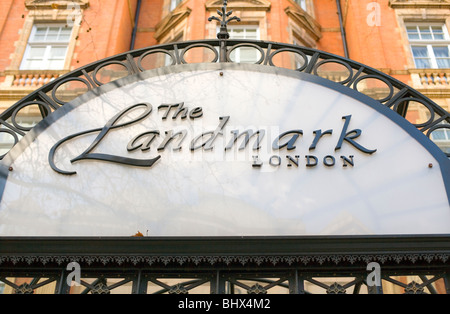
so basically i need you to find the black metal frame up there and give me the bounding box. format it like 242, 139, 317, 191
1, 236, 450, 294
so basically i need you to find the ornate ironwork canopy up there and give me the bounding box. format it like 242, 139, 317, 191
0, 8, 449, 293
1, 235, 450, 294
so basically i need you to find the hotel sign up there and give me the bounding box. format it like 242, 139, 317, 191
48, 102, 376, 175
0, 64, 449, 237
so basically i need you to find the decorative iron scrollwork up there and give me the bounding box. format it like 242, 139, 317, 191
404, 281, 425, 294
326, 282, 346, 294
247, 283, 268, 294
168, 283, 189, 294
14, 283, 34, 294
90, 282, 111, 294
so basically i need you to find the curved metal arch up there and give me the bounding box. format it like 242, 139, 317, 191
1, 39, 449, 159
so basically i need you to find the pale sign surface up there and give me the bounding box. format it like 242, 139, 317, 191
0, 64, 449, 236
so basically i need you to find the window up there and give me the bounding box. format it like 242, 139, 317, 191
228, 26, 259, 41
170, 0, 182, 11
407, 24, 450, 69
430, 127, 450, 155
228, 26, 261, 63
294, 0, 307, 11
431, 129, 450, 141
20, 25, 72, 70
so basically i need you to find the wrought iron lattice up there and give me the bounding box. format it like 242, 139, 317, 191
0, 237, 450, 294
146, 275, 212, 294
223, 274, 291, 294
1, 38, 449, 159
307, 278, 351, 294
0, 275, 59, 294
77, 277, 134, 294
383, 274, 445, 294
1, 269, 449, 294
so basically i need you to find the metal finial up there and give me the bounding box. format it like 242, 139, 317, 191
208, 0, 241, 40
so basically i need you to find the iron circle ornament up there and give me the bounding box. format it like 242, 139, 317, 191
313, 59, 354, 85
227, 43, 265, 64
92, 60, 133, 87
179, 43, 219, 64
351, 74, 394, 103
10, 100, 51, 132
137, 49, 177, 71
0, 128, 19, 159
51, 77, 92, 106
393, 97, 436, 129
268, 48, 309, 72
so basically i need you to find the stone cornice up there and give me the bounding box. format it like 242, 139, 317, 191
284, 6, 322, 41
205, 0, 271, 11
389, 0, 450, 9
154, 7, 192, 42
25, 0, 90, 10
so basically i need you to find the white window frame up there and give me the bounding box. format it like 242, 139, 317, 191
430, 126, 450, 155
431, 128, 450, 141
406, 23, 450, 69
226, 25, 261, 63
227, 25, 260, 40
20, 24, 73, 70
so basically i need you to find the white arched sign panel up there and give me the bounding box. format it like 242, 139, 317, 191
0, 64, 449, 236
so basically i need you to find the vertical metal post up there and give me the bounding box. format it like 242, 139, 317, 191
56, 269, 71, 294
211, 270, 226, 294
444, 274, 450, 294
219, 37, 228, 63
132, 270, 146, 294
289, 270, 305, 294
